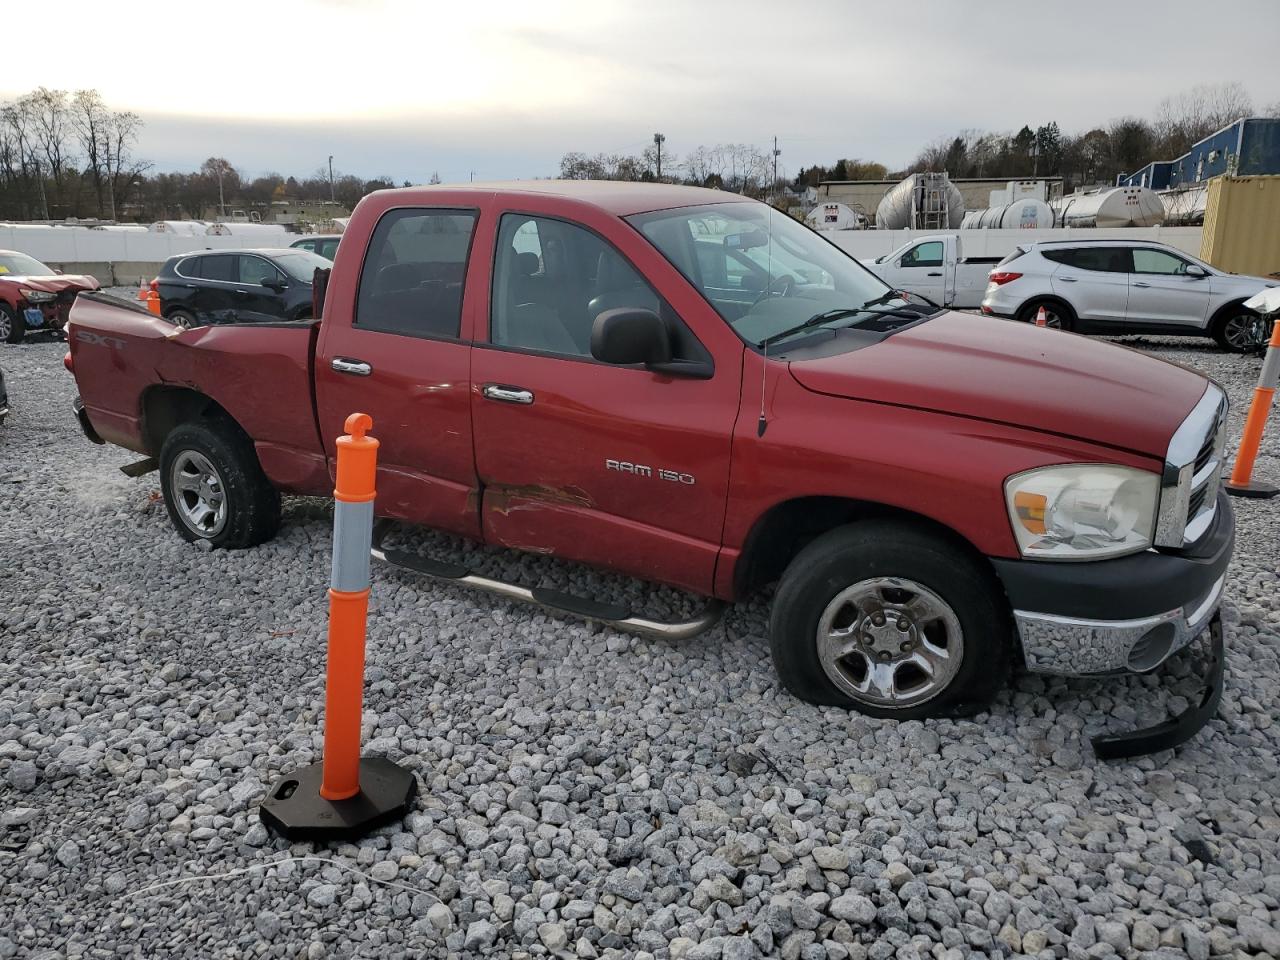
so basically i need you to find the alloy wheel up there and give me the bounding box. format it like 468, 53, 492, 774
816, 577, 964, 709
170, 450, 227, 538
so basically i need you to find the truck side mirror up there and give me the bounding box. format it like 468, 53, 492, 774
591, 308, 672, 366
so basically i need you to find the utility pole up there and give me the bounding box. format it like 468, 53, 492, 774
772, 136, 781, 201
653, 132, 665, 180
216, 165, 226, 219
328, 155, 336, 202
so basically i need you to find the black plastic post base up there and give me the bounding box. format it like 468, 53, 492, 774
259, 757, 417, 841
1225, 480, 1279, 499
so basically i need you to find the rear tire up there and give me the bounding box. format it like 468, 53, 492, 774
159, 421, 280, 548
1211, 306, 1265, 353
769, 521, 1012, 720
168, 308, 198, 330
1, 304, 25, 343
1017, 299, 1075, 331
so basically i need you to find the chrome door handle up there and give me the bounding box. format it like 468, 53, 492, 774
234, 289, 248, 295
1059, 276, 1078, 282
331, 357, 372, 376
1133, 281, 1151, 288
483, 384, 534, 404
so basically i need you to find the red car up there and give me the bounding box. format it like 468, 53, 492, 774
0, 250, 101, 342
64, 182, 1230, 754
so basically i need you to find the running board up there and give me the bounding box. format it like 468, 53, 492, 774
370, 520, 724, 640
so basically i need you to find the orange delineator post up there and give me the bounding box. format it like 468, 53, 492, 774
146, 285, 162, 316
259, 412, 417, 841
1226, 318, 1280, 499
320, 413, 379, 800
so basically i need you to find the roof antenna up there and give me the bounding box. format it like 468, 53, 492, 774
757, 205, 774, 438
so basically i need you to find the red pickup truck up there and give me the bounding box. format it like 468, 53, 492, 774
66, 182, 1232, 750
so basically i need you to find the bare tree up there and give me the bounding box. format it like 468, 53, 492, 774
24, 88, 74, 214
70, 90, 110, 215
1153, 82, 1254, 156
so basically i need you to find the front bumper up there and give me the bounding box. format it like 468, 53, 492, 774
992, 491, 1234, 676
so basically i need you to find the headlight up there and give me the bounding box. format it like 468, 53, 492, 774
20, 289, 55, 303
1005, 464, 1159, 560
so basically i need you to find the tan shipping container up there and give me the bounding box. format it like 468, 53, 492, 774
1200, 175, 1280, 278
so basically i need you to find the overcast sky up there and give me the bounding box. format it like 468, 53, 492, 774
6, 0, 1279, 184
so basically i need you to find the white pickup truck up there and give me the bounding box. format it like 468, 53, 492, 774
860, 234, 1003, 309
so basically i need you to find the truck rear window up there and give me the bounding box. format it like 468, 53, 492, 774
355, 208, 478, 339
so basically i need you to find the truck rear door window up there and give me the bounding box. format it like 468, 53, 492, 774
355, 208, 478, 339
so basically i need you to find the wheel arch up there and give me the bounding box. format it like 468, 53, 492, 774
1208, 296, 1258, 329
1016, 294, 1075, 324
731, 495, 1000, 600
139, 385, 248, 456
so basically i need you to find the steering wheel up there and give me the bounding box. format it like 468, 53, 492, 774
752, 274, 794, 305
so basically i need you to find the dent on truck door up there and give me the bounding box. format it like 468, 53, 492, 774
471, 212, 742, 595
314, 207, 481, 539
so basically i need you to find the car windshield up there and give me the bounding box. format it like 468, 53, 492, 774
272, 251, 332, 281
0, 252, 54, 277
628, 202, 919, 348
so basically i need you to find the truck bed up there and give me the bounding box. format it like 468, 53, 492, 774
68, 293, 331, 495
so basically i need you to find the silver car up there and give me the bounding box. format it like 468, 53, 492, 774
981, 240, 1277, 352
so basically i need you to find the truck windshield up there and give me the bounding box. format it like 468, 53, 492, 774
629, 202, 917, 348
0, 252, 54, 277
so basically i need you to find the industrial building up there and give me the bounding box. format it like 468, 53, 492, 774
1118, 117, 1280, 189
817, 177, 1064, 225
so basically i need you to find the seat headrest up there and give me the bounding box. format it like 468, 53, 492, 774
514, 251, 539, 277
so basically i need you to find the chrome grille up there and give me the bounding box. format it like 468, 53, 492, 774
1154, 385, 1227, 549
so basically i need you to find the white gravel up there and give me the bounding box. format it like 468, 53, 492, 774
1, 333, 1277, 960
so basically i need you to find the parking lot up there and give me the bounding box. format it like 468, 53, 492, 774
1, 333, 1278, 959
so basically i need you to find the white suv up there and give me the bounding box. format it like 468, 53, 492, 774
980, 240, 1276, 352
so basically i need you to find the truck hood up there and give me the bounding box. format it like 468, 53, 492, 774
0, 274, 100, 293
787, 312, 1207, 457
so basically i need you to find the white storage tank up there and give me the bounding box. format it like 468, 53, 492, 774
805, 202, 867, 231
204, 222, 293, 241
961, 198, 1055, 229
875, 174, 966, 229
1158, 186, 1208, 226
150, 220, 208, 236
1051, 187, 1165, 227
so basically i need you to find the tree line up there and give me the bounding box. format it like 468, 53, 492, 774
0, 87, 406, 223
563, 82, 1278, 200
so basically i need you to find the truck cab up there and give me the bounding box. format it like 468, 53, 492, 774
861, 234, 1001, 309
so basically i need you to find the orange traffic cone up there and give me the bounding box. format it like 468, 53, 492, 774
1035, 306, 1048, 328
136, 279, 148, 301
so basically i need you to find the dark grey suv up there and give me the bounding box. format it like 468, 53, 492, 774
155, 248, 332, 327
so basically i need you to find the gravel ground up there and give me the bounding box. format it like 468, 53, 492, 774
0, 331, 1277, 960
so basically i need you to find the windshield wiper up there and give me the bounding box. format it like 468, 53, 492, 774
757, 304, 930, 348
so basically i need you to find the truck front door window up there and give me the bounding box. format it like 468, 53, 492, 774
491, 214, 661, 359
900, 241, 943, 268
355, 208, 477, 339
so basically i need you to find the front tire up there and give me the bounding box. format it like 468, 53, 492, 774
0, 304, 25, 343
769, 521, 1012, 719
1211, 307, 1266, 353
159, 421, 281, 548
168, 308, 198, 330
1017, 299, 1074, 331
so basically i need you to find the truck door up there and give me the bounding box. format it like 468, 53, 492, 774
470, 208, 742, 595
895, 240, 947, 305
1125, 246, 1213, 329
314, 206, 482, 539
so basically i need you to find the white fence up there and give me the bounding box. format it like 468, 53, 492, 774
822, 226, 1205, 261
0, 224, 295, 263
4, 221, 1207, 268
